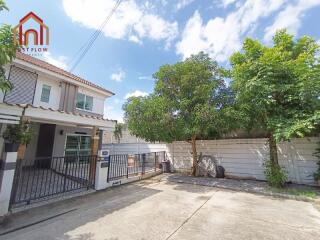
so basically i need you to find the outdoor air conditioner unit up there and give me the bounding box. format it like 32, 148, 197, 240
98, 150, 110, 160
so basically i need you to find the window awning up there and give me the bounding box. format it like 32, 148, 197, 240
0, 103, 116, 130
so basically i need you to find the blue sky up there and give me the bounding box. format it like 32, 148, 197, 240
1, 0, 320, 122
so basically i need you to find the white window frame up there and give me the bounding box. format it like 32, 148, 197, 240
64, 133, 92, 163
40, 84, 51, 103
76, 93, 93, 112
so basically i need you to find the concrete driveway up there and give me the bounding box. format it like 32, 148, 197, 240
1, 174, 320, 240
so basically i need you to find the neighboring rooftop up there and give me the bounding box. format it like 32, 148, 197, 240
15, 52, 114, 96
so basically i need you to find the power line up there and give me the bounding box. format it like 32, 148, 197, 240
69, 0, 121, 72
68, 0, 122, 72
69, 0, 121, 71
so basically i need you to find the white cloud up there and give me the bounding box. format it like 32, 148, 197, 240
125, 90, 148, 99
62, 0, 178, 47
220, 0, 238, 8
264, 0, 320, 42
42, 52, 68, 70
129, 35, 142, 44
138, 75, 153, 81
111, 68, 126, 82
176, 0, 286, 62
134, 14, 178, 47
176, 0, 195, 10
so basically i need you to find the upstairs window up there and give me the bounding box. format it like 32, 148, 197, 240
40, 84, 51, 103
76, 93, 93, 111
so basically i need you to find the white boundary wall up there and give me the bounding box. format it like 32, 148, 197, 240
103, 137, 319, 185
104, 143, 167, 155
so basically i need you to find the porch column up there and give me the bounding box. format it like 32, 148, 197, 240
91, 126, 100, 156
89, 126, 100, 183
0, 151, 18, 220
17, 116, 31, 160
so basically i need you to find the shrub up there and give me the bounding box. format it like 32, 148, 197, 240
2, 123, 33, 145
264, 160, 288, 188
313, 141, 320, 182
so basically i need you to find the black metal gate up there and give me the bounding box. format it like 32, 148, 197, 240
9, 155, 97, 208
107, 151, 165, 182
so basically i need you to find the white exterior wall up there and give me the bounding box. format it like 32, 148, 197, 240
104, 137, 319, 186
33, 74, 61, 110
103, 131, 150, 144
77, 87, 105, 116
23, 123, 40, 164
52, 125, 92, 157
0, 90, 3, 103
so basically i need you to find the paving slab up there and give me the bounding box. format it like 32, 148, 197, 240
167, 174, 320, 202
0, 174, 319, 240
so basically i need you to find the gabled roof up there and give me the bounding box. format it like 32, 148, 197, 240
15, 52, 115, 96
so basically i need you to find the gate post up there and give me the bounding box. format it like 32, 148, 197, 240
0, 151, 18, 220
89, 156, 97, 188
141, 154, 146, 175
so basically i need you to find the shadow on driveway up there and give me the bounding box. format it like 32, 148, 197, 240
0, 182, 162, 239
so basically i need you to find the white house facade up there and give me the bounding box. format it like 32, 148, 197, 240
0, 52, 116, 164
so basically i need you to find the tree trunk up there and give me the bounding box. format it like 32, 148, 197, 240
269, 133, 279, 166
191, 136, 197, 176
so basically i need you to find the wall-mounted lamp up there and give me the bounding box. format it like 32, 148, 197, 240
60, 130, 64, 135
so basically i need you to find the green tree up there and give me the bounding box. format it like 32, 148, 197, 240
230, 30, 320, 168
0, 0, 19, 92
124, 52, 234, 175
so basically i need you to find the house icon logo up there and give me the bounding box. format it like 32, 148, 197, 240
13, 12, 49, 55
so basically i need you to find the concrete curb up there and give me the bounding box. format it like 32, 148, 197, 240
100, 170, 163, 189
168, 178, 320, 203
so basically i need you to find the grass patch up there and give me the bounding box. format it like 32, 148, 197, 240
269, 187, 318, 198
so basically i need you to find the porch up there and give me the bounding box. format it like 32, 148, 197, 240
0, 103, 115, 210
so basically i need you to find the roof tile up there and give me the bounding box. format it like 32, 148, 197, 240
15, 52, 114, 96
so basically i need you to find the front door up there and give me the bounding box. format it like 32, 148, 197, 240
35, 124, 56, 168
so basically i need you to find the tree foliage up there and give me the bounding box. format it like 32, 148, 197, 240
124, 31, 320, 181
230, 30, 320, 168
0, 0, 19, 92
230, 30, 320, 141
124, 52, 235, 175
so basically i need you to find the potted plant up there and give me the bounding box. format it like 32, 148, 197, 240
2, 122, 32, 152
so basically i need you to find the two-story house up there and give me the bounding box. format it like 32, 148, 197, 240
0, 52, 117, 209
0, 52, 116, 163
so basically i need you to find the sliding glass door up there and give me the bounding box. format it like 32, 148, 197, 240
65, 134, 91, 162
